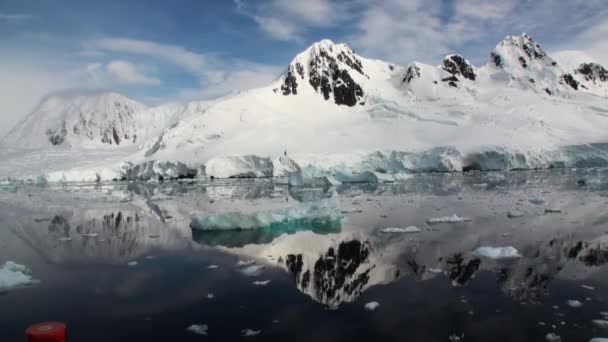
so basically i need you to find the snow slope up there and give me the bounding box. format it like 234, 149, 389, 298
2, 34, 608, 183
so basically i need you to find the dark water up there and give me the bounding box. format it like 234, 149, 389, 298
1, 169, 608, 341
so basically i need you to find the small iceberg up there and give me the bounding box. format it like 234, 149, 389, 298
127, 261, 138, 267
252, 280, 271, 286
472, 246, 521, 259
566, 299, 583, 308
0, 261, 38, 291
589, 339, 608, 342
592, 320, 608, 329
507, 211, 524, 218
207, 265, 219, 269
241, 329, 261, 337
239, 264, 265, 277
426, 214, 472, 225
529, 198, 545, 205
186, 324, 208, 335
546, 333, 561, 342
191, 200, 341, 231
364, 301, 380, 311
380, 226, 421, 233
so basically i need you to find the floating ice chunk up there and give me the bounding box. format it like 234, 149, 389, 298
207, 264, 219, 269
507, 211, 524, 218
380, 226, 421, 233
272, 155, 300, 177
240, 265, 265, 277
0, 261, 38, 291
426, 214, 472, 224
592, 320, 608, 329
601, 312, 608, 318
187, 324, 208, 335
582, 285, 595, 290
546, 332, 561, 341
241, 329, 261, 337
191, 200, 341, 231
341, 208, 363, 214
127, 261, 138, 266
252, 280, 271, 286
449, 333, 464, 341
428, 268, 443, 274
472, 246, 521, 259
566, 300, 583, 308
529, 198, 545, 205
207, 293, 215, 299
82, 233, 99, 238
58, 237, 72, 241
545, 208, 562, 213
364, 301, 380, 311
589, 339, 608, 342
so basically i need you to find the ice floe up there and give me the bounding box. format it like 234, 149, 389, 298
566, 299, 583, 308
252, 280, 271, 286
426, 214, 472, 224
380, 226, 421, 233
186, 324, 208, 335
364, 301, 380, 311
241, 329, 261, 337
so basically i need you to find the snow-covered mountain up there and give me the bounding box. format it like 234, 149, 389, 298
2, 33, 608, 182
2, 92, 179, 149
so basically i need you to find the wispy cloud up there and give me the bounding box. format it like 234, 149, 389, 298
86, 60, 161, 86
235, 0, 351, 42
0, 13, 32, 23
88, 38, 206, 72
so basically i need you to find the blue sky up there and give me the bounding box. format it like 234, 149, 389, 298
1, 0, 608, 134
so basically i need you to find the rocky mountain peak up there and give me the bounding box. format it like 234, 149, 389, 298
276, 39, 366, 107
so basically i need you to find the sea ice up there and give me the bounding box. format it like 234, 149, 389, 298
546, 332, 561, 341
426, 214, 472, 224
0, 261, 38, 291
207, 265, 219, 269
566, 300, 583, 308
472, 246, 521, 259
127, 261, 138, 266
380, 226, 421, 233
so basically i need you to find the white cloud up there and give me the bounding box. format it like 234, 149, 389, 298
252, 16, 300, 41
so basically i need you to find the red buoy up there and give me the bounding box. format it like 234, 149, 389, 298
26, 322, 67, 342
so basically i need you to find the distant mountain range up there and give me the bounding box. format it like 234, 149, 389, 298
1, 33, 608, 182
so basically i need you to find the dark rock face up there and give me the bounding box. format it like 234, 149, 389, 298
544, 88, 552, 95
285, 240, 373, 306
576, 63, 608, 83
441, 75, 459, 88
402, 65, 421, 84
491, 53, 504, 67
560, 73, 580, 90
519, 56, 528, 68
442, 55, 476, 81
281, 43, 366, 107
47, 125, 67, 146
280, 63, 301, 95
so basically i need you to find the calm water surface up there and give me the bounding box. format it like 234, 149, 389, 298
1, 169, 608, 341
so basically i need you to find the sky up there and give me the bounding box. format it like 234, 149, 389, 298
1, 0, 608, 136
